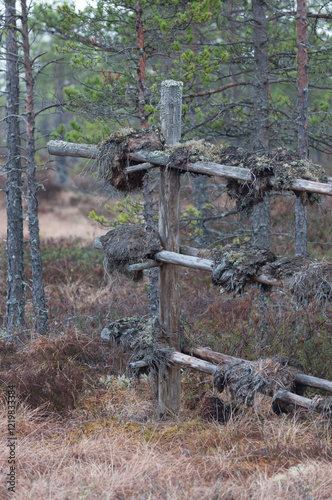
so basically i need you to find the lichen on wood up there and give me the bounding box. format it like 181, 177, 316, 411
100, 225, 162, 281
166, 139, 223, 176
97, 128, 163, 191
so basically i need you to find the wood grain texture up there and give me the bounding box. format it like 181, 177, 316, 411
158, 80, 183, 418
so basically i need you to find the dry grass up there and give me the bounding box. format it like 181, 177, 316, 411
0, 390, 331, 499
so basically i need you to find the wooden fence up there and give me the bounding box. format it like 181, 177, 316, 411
48, 80, 332, 418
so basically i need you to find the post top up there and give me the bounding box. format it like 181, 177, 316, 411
161, 80, 183, 88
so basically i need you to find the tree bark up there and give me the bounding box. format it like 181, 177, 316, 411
252, 0, 270, 250
135, 0, 148, 129
5, 0, 25, 332
54, 60, 69, 186
295, 0, 309, 256
21, 0, 49, 334
143, 171, 159, 318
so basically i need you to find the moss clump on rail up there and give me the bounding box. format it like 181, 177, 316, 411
97, 128, 163, 191
166, 139, 223, 170
101, 316, 173, 378
99, 225, 162, 281
212, 244, 277, 294
222, 146, 328, 210
213, 356, 304, 408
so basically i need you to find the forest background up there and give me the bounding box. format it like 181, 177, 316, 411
0, 0, 332, 498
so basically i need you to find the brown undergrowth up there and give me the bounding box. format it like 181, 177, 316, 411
0, 391, 331, 499
0, 238, 331, 498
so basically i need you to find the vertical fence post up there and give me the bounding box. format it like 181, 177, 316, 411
158, 80, 183, 418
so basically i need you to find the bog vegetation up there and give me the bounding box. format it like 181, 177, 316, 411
0, 181, 331, 498
1, 0, 332, 497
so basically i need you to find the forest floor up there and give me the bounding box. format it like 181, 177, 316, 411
0, 171, 332, 499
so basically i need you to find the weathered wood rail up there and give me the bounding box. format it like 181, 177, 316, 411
128, 349, 332, 414
47, 140, 332, 196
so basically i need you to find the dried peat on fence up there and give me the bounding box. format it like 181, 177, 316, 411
100, 225, 162, 281
261, 257, 332, 304
97, 129, 163, 191
289, 262, 332, 305
213, 356, 304, 407
222, 146, 328, 210
212, 245, 276, 294
167, 139, 223, 172
101, 316, 173, 377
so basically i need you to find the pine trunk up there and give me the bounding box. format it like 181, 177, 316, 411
252, 0, 270, 249
22, 0, 49, 334
5, 0, 25, 332
143, 171, 159, 317
295, 0, 308, 256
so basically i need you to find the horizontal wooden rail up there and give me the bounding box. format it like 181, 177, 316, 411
47, 140, 332, 197
93, 238, 281, 287
127, 250, 282, 287
183, 346, 332, 394
48, 140, 98, 159
129, 350, 330, 413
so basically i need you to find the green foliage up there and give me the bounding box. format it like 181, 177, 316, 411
54, 119, 111, 144
89, 195, 144, 227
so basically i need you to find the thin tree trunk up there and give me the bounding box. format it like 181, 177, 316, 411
252, 0, 270, 250
5, 0, 25, 332
21, 0, 49, 334
143, 171, 159, 317
55, 60, 68, 186
295, 0, 308, 256
135, 0, 148, 130
135, 0, 159, 316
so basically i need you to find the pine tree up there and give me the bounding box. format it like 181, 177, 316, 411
5, 0, 26, 333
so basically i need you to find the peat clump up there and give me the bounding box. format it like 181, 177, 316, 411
212, 244, 276, 294
100, 225, 162, 281
167, 139, 223, 174
97, 128, 163, 191
262, 257, 332, 304
222, 146, 328, 211
198, 393, 238, 423
214, 356, 304, 407
101, 316, 173, 378
289, 262, 332, 305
